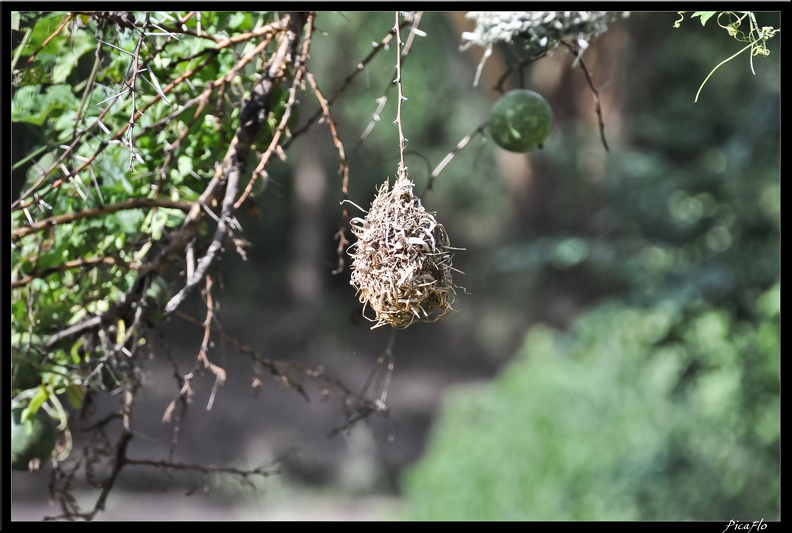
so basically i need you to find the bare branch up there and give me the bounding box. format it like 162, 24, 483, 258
173, 310, 386, 419
328, 328, 395, 438
234, 12, 314, 210
423, 121, 490, 194
45, 387, 137, 521
351, 13, 423, 153
560, 40, 611, 152
305, 70, 350, 275
166, 14, 307, 314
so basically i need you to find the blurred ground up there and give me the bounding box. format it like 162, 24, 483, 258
11, 486, 403, 521
10, 301, 500, 521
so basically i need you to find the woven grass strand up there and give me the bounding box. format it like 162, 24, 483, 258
349, 171, 455, 329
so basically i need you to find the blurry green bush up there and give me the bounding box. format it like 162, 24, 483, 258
401, 283, 779, 520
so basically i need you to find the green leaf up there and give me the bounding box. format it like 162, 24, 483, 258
146, 210, 168, 240
69, 338, 85, 365
226, 12, 250, 31
23, 386, 50, 421
65, 384, 84, 409
11, 84, 79, 125
177, 155, 194, 177
52, 32, 95, 83
114, 209, 146, 234
52, 109, 79, 133
692, 12, 717, 26
11, 86, 43, 124
35, 240, 69, 271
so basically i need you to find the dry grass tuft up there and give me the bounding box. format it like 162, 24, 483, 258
348, 170, 457, 329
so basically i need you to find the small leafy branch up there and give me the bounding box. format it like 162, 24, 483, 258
674, 11, 780, 102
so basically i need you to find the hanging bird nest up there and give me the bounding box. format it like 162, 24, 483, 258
461, 11, 627, 56
460, 12, 629, 85
348, 170, 457, 329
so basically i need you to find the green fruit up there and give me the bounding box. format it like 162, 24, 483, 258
11, 406, 56, 471
490, 89, 554, 152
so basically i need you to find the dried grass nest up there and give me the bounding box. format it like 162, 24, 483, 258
348, 171, 459, 329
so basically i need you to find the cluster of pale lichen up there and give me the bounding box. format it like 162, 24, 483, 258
348, 171, 456, 329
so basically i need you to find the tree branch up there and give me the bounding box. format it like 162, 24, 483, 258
560, 40, 611, 152
165, 13, 307, 314
12, 256, 138, 289
11, 198, 192, 239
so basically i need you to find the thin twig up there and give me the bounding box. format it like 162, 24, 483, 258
18, 13, 74, 71
493, 49, 549, 94
198, 275, 226, 410
328, 328, 395, 438
124, 13, 150, 170
423, 120, 490, 195
394, 12, 407, 174
560, 40, 610, 152
305, 70, 350, 275
234, 13, 314, 210
173, 310, 385, 417
123, 457, 281, 478
285, 16, 412, 147
352, 13, 423, 154
45, 387, 137, 521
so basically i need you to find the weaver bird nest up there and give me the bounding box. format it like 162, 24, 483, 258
348, 171, 457, 329
460, 11, 628, 85
461, 11, 626, 55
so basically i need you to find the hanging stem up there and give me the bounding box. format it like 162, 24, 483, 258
394, 12, 407, 176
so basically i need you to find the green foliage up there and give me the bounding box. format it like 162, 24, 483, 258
11, 84, 79, 125
401, 285, 780, 520
674, 11, 780, 101
10, 11, 294, 434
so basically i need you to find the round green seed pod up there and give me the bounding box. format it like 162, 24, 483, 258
490, 89, 554, 152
